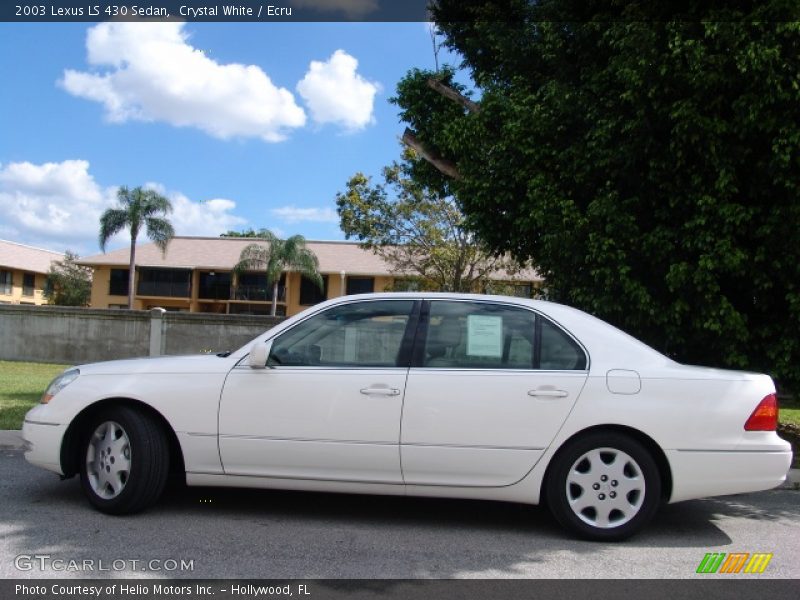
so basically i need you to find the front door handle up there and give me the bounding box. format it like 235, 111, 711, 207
528, 389, 569, 398
360, 386, 401, 396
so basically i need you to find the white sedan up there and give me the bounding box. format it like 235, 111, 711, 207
23, 293, 792, 540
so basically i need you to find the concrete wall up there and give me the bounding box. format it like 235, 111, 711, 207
158, 311, 284, 356
0, 304, 283, 365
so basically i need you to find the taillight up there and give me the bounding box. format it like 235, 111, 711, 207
744, 393, 778, 431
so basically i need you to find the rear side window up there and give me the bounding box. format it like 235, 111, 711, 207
421, 301, 586, 370
540, 317, 587, 370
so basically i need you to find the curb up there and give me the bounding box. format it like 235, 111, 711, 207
783, 468, 800, 491
0, 429, 25, 450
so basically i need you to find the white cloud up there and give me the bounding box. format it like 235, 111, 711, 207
0, 160, 115, 252
297, 50, 380, 131
290, 0, 378, 18
61, 22, 306, 142
271, 206, 339, 223
0, 160, 248, 254
143, 183, 247, 237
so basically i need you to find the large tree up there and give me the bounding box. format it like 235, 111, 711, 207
99, 186, 175, 309
233, 230, 323, 316
336, 151, 521, 292
44, 251, 92, 306
395, 0, 800, 389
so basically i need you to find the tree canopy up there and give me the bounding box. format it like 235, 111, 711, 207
394, 0, 800, 389
221, 228, 271, 238
336, 150, 522, 292
233, 230, 323, 316
44, 251, 92, 306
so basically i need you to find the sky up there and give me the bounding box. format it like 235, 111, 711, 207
0, 20, 457, 257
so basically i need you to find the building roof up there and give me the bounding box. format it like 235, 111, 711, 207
0, 240, 64, 274
78, 236, 541, 281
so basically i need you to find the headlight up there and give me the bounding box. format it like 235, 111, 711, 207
41, 369, 80, 404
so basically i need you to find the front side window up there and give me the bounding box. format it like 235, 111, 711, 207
268, 300, 415, 368
422, 301, 586, 370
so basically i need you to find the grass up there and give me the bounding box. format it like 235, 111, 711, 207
0, 361, 69, 430
779, 395, 800, 428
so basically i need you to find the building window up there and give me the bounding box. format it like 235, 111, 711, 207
512, 283, 533, 298
346, 276, 375, 295
109, 269, 129, 296
299, 275, 328, 306
234, 273, 286, 302
199, 271, 232, 300
22, 273, 35, 297
0, 270, 11, 295
137, 268, 191, 298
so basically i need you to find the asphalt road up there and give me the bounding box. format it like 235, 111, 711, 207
1, 448, 798, 579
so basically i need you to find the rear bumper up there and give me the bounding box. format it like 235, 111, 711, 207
22, 412, 66, 476
667, 445, 793, 503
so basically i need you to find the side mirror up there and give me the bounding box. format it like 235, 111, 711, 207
248, 340, 272, 369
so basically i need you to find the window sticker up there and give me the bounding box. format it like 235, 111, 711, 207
467, 315, 503, 357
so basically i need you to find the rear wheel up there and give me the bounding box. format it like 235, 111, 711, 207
546, 432, 661, 541
79, 407, 169, 515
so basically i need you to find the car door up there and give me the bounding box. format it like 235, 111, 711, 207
218, 299, 419, 484
400, 299, 589, 487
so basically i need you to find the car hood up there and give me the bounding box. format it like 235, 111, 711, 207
75, 354, 238, 376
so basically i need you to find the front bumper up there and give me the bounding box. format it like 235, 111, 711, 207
22, 405, 67, 475
667, 442, 793, 503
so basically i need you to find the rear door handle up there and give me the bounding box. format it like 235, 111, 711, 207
528, 389, 569, 398
360, 386, 401, 396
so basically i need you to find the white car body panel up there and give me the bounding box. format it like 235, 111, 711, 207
22, 292, 791, 512
400, 369, 587, 486
218, 366, 407, 482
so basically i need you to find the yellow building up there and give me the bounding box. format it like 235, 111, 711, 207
78, 237, 541, 317
0, 240, 64, 306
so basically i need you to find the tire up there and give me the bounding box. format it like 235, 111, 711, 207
545, 431, 661, 541
79, 406, 169, 515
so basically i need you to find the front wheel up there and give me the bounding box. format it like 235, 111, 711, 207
79, 407, 169, 515
545, 432, 661, 541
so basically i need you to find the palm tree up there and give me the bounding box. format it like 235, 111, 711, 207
233, 230, 323, 316
99, 186, 175, 309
